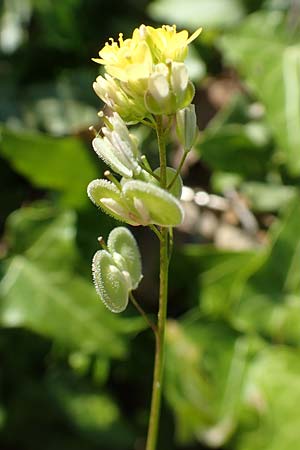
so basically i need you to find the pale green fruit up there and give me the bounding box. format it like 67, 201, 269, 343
108, 227, 142, 289
92, 250, 129, 313
87, 179, 137, 225
123, 180, 184, 226
153, 167, 183, 199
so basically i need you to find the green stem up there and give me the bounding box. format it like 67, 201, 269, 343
129, 292, 157, 336
146, 227, 169, 450
156, 116, 167, 188
167, 150, 188, 190
146, 116, 170, 450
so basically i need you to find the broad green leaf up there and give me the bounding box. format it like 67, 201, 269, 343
220, 12, 300, 175
197, 123, 272, 178
149, 0, 245, 29
241, 182, 298, 212
0, 205, 145, 357
237, 347, 300, 450
0, 256, 142, 356
0, 126, 97, 207
199, 198, 300, 342
5, 203, 78, 276
165, 320, 249, 446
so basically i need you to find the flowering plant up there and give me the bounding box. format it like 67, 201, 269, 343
87, 23, 200, 450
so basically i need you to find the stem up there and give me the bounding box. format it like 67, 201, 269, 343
156, 116, 167, 188
146, 116, 170, 450
129, 292, 157, 336
167, 150, 188, 190
146, 228, 169, 450
149, 224, 162, 242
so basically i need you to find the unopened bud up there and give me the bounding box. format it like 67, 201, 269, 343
144, 62, 195, 116
176, 104, 198, 151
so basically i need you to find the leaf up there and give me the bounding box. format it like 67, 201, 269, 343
220, 12, 300, 175
0, 205, 145, 357
197, 122, 272, 178
165, 320, 249, 446
0, 126, 98, 208
199, 198, 300, 342
232, 198, 300, 340
241, 182, 298, 212
237, 347, 300, 450
148, 0, 245, 29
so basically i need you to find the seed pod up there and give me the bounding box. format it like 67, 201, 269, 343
87, 179, 136, 225
123, 180, 184, 226
108, 227, 142, 289
153, 167, 183, 199
92, 250, 129, 313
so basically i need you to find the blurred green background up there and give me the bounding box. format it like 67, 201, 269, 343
1, 0, 300, 449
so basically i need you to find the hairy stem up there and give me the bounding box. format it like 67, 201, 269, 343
146, 116, 170, 450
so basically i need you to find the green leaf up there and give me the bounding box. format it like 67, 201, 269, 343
220, 12, 300, 175
240, 182, 298, 212
0, 126, 98, 208
165, 320, 248, 446
237, 347, 300, 450
149, 0, 245, 30
0, 205, 145, 357
197, 123, 272, 178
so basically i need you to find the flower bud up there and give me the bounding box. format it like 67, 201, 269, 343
144, 62, 195, 115
176, 104, 198, 151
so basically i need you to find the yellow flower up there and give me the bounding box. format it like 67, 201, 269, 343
93, 30, 153, 83
92, 24, 201, 122
142, 24, 202, 63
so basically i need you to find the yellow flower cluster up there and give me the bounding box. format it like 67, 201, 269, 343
93, 24, 201, 122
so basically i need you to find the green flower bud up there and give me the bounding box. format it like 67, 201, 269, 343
176, 104, 198, 150
144, 62, 195, 115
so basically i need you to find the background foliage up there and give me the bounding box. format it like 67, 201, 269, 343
1, 0, 300, 449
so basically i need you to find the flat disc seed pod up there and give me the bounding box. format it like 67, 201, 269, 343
92, 227, 143, 312
87, 179, 137, 225
108, 227, 142, 289
123, 180, 184, 226
92, 250, 129, 313
153, 167, 183, 199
